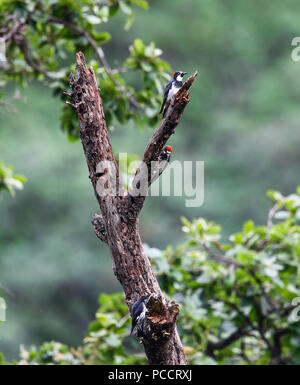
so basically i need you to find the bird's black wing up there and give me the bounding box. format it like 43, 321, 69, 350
130, 319, 137, 336
130, 300, 144, 335
158, 159, 169, 178
159, 81, 172, 114
150, 160, 169, 185
150, 157, 170, 184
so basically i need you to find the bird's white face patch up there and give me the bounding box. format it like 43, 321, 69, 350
176, 74, 183, 82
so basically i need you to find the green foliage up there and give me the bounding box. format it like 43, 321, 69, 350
0, 352, 10, 365
0, 162, 26, 197
13, 189, 300, 365
18, 293, 146, 365
150, 188, 300, 364
125, 39, 170, 123
0, 0, 170, 141
18, 342, 80, 365
81, 293, 146, 364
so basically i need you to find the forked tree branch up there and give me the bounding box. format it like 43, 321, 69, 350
126, 71, 198, 216
68, 52, 197, 365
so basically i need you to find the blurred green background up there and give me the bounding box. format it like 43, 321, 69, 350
1, 0, 300, 359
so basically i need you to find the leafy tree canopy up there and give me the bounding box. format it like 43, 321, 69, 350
6, 188, 300, 365
0, 0, 170, 140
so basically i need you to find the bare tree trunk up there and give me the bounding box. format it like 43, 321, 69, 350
68, 52, 197, 365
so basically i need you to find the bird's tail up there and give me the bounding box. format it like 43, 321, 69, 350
159, 103, 164, 115
130, 321, 136, 335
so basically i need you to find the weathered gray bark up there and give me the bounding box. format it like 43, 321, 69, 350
68, 52, 197, 365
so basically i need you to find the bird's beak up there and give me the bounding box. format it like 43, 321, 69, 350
183, 72, 187, 76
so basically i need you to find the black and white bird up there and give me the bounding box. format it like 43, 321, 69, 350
160, 71, 187, 117
150, 145, 173, 185
130, 296, 148, 336
159, 145, 172, 164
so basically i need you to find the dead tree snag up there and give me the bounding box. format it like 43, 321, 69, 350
68, 52, 197, 365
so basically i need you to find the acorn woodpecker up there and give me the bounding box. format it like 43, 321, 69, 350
160, 71, 187, 117
130, 296, 148, 336
151, 145, 173, 184
159, 145, 172, 164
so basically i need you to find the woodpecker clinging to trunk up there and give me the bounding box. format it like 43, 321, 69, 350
151, 145, 173, 184
135, 146, 173, 191
160, 71, 187, 117
130, 296, 148, 336
159, 145, 172, 166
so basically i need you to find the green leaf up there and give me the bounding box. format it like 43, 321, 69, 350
119, 0, 132, 15
267, 190, 284, 202
243, 220, 254, 233
67, 133, 79, 142
124, 13, 134, 31
98, 5, 110, 19
104, 334, 121, 347
140, 60, 152, 72
131, 0, 149, 9
86, 15, 101, 24
91, 32, 111, 44
181, 217, 191, 229
132, 39, 145, 55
